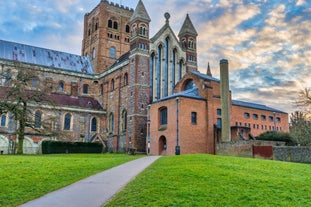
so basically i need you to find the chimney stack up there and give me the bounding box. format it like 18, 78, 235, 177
220, 59, 231, 142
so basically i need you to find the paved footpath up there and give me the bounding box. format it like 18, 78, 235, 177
19, 156, 160, 207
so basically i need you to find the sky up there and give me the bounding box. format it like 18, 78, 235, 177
0, 0, 310, 114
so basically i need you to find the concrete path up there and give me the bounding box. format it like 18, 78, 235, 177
19, 156, 160, 207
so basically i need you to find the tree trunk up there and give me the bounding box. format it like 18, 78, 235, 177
16, 103, 27, 154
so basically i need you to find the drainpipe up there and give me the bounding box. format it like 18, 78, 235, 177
175, 97, 180, 155
147, 105, 151, 155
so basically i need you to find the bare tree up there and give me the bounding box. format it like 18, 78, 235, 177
290, 111, 311, 146
296, 87, 311, 113
0, 65, 54, 154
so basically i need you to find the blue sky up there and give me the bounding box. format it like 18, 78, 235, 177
0, 0, 310, 114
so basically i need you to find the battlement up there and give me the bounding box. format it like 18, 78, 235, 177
85, 0, 133, 16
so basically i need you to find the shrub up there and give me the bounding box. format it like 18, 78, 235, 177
256, 131, 297, 146
42, 140, 103, 154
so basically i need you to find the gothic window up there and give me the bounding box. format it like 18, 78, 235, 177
91, 117, 97, 132
95, 19, 99, 31
113, 21, 118, 30
121, 110, 127, 131
83, 84, 89, 94
191, 112, 197, 125
64, 113, 72, 130
184, 79, 194, 90
110, 47, 116, 58
124, 73, 128, 86
34, 110, 42, 128
92, 47, 96, 59
126, 25, 130, 33
159, 107, 168, 126
109, 113, 114, 133
111, 79, 115, 91
108, 20, 112, 28
139, 26, 146, 37
178, 60, 183, 80
32, 77, 39, 89
1, 114, 6, 127
58, 81, 64, 92
188, 39, 195, 49
5, 71, 10, 86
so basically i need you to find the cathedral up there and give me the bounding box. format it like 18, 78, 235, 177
0, 0, 289, 154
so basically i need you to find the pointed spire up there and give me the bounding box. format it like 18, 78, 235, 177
207, 62, 212, 76
130, 0, 151, 23
178, 14, 198, 37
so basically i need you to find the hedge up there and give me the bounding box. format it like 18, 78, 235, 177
256, 131, 297, 146
42, 140, 103, 154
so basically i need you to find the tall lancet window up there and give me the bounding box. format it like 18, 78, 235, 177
164, 37, 169, 97
150, 53, 155, 102
156, 45, 162, 99
172, 49, 177, 94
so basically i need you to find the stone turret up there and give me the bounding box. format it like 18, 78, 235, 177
127, 0, 151, 152
178, 14, 198, 72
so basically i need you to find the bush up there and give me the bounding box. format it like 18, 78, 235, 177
42, 140, 103, 154
256, 131, 297, 146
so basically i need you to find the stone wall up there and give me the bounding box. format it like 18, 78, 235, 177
273, 146, 311, 163
216, 140, 285, 157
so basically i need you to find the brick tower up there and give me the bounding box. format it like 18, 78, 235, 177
81, 0, 134, 74
127, 0, 151, 152
178, 14, 198, 72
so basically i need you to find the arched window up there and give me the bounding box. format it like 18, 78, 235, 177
113, 21, 118, 29
110, 47, 116, 58
32, 77, 39, 89
159, 107, 168, 126
108, 20, 112, 28
111, 79, 115, 91
58, 81, 64, 92
126, 25, 130, 33
95, 19, 99, 31
109, 113, 114, 133
5, 71, 10, 86
34, 111, 42, 128
139, 26, 146, 36
184, 79, 194, 90
91, 117, 97, 132
64, 113, 71, 130
1, 114, 6, 127
122, 110, 127, 131
124, 73, 128, 86
92, 47, 96, 59
83, 84, 89, 94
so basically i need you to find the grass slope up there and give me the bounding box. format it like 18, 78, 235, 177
0, 154, 143, 207
105, 154, 311, 207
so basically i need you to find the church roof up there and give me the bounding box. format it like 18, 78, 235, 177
130, 0, 151, 23
154, 86, 205, 103
0, 39, 94, 74
191, 71, 220, 82
178, 14, 198, 37
232, 100, 286, 114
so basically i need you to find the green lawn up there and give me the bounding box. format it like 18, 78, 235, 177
0, 154, 143, 207
105, 154, 311, 207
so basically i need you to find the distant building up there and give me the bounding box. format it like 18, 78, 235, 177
0, 0, 288, 154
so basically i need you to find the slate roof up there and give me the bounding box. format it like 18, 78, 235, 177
178, 14, 198, 37
0, 39, 94, 74
232, 100, 286, 114
191, 71, 220, 82
130, 0, 151, 23
154, 86, 205, 103
109, 51, 130, 69
0, 87, 103, 111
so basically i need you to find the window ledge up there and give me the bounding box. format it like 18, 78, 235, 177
158, 125, 167, 131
